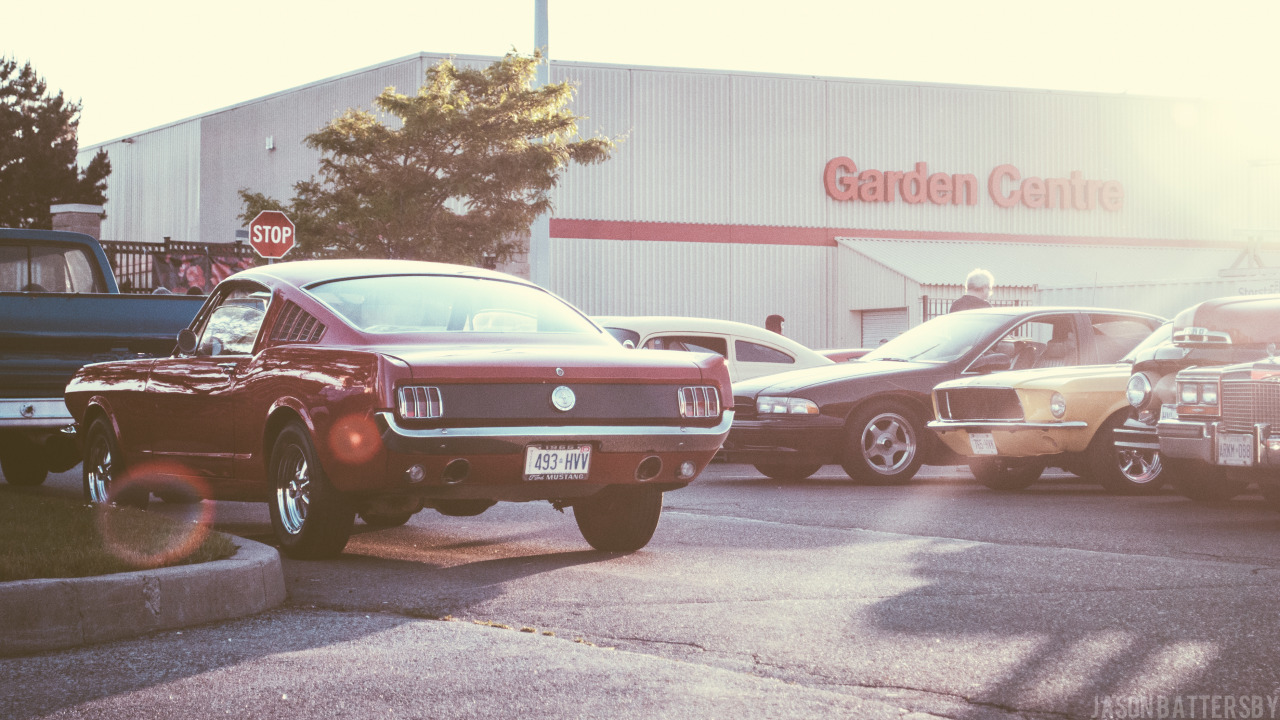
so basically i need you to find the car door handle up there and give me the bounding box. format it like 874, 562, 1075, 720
216, 362, 240, 376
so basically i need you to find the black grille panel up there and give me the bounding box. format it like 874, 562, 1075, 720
937, 388, 1023, 421
734, 397, 757, 420
1221, 379, 1280, 433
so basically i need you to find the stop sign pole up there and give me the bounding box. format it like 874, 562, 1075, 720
248, 210, 296, 262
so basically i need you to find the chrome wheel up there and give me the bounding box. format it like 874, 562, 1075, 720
275, 444, 311, 536
1117, 447, 1161, 485
860, 411, 917, 475
85, 433, 114, 503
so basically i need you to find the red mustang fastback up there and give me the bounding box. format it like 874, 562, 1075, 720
64, 259, 732, 559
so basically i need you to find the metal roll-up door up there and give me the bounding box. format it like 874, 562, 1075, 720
861, 308, 908, 347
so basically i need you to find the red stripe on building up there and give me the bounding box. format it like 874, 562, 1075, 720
549, 219, 1234, 249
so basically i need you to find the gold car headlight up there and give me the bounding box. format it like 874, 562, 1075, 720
1049, 392, 1067, 419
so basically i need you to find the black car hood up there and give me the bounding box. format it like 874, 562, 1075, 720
734, 359, 933, 397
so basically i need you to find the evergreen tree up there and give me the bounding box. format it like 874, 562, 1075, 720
0, 58, 111, 228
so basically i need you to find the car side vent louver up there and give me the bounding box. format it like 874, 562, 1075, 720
271, 302, 326, 344
399, 386, 444, 419
678, 386, 721, 419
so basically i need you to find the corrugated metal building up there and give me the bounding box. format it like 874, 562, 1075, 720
79, 52, 1280, 349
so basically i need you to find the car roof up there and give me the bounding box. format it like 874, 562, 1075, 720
233, 258, 531, 290
592, 315, 831, 356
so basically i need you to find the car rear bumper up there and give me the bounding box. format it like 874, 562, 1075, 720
366, 411, 733, 499
0, 398, 72, 429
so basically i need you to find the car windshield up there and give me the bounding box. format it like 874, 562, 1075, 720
860, 312, 1011, 364
306, 275, 600, 334
1119, 321, 1173, 363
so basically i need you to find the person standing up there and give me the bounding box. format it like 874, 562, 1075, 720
948, 269, 994, 313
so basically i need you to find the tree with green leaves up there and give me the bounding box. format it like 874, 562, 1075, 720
240, 52, 617, 265
0, 58, 111, 229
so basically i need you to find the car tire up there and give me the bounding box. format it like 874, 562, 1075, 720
0, 435, 49, 487
574, 485, 663, 552
359, 509, 415, 528
969, 457, 1044, 491
1089, 414, 1165, 495
753, 463, 823, 481
82, 417, 149, 509
840, 401, 925, 485
1166, 459, 1247, 502
268, 421, 355, 559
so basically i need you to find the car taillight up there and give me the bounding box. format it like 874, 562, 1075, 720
678, 386, 720, 419
399, 386, 443, 419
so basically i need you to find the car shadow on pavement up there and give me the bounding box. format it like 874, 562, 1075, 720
862, 531, 1280, 719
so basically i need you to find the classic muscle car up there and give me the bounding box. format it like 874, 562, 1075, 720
64, 259, 732, 558
723, 306, 1163, 484
1121, 294, 1280, 501
928, 322, 1171, 492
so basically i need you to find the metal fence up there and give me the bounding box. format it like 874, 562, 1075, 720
921, 296, 1022, 323
100, 239, 263, 294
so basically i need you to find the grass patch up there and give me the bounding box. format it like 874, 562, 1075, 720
0, 493, 238, 582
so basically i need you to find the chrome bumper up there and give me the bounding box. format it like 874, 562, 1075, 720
375, 411, 734, 455
0, 398, 73, 429
928, 420, 1087, 431
1159, 418, 1280, 467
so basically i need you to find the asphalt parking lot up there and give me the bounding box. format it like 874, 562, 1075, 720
5, 463, 1280, 720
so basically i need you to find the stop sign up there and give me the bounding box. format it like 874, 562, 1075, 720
248, 211, 296, 259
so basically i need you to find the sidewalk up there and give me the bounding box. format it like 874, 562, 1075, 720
0, 536, 285, 657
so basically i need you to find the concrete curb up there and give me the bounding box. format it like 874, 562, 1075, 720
0, 536, 286, 657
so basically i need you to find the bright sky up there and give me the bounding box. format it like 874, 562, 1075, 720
8, 0, 1278, 147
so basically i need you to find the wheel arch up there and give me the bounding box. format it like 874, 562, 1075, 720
261, 402, 310, 476
842, 391, 943, 457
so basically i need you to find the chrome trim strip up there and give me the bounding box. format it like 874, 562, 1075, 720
927, 420, 1086, 430
376, 410, 734, 454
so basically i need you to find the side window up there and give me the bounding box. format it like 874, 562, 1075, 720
196, 289, 270, 356
1090, 314, 1160, 363
643, 335, 729, 358
735, 340, 795, 364
973, 316, 1072, 371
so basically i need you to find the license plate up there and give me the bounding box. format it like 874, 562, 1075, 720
1160, 404, 1179, 421
969, 432, 998, 455
1216, 433, 1254, 467
523, 444, 592, 480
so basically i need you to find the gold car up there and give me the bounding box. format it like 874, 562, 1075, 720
928, 323, 1171, 493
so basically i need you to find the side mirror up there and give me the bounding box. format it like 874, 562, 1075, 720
622, 339, 636, 349
176, 328, 198, 355
969, 353, 1012, 375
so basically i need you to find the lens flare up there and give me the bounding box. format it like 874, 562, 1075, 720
329, 413, 381, 465
94, 461, 214, 569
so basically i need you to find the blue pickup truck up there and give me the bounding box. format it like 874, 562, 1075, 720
0, 228, 204, 485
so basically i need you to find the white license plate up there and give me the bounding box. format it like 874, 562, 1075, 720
1216, 433, 1254, 467
524, 444, 592, 480
969, 432, 998, 455
1160, 404, 1179, 421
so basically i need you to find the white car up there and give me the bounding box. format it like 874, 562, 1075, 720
593, 315, 835, 384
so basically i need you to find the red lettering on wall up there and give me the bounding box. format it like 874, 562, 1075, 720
823, 157, 858, 201
824, 159, 1123, 211
989, 164, 1021, 208
901, 162, 928, 204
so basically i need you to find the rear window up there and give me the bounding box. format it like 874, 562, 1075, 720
306, 274, 600, 335
0, 242, 106, 292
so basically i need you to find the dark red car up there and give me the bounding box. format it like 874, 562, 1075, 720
64, 260, 732, 558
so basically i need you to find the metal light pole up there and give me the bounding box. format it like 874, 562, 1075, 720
529, 0, 551, 285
